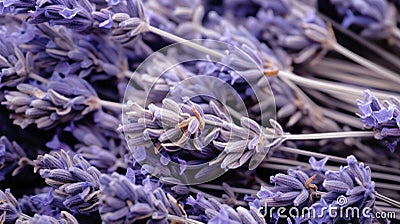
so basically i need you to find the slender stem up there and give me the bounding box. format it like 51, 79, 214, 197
317, 59, 380, 78
278, 70, 400, 100
148, 25, 225, 59
393, 27, 400, 41
319, 108, 362, 128
29, 73, 49, 84
277, 146, 400, 175
98, 99, 125, 110
281, 131, 375, 140
318, 12, 400, 71
309, 66, 400, 92
331, 42, 400, 84
375, 192, 400, 209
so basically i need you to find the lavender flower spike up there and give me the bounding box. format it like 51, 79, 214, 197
329, 0, 397, 39
187, 192, 265, 224
2, 76, 100, 129
99, 172, 196, 224
257, 168, 318, 207
357, 90, 400, 152
0, 189, 22, 224
322, 155, 383, 223
0, 136, 29, 181
34, 150, 102, 213
15, 211, 78, 224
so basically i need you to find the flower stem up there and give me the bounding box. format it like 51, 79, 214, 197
147, 25, 225, 59
392, 27, 400, 42
318, 13, 400, 71
98, 99, 125, 110
278, 70, 400, 100
375, 192, 400, 209
331, 42, 400, 84
281, 131, 375, 140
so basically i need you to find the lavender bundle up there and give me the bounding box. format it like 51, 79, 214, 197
1, 0, 400, 223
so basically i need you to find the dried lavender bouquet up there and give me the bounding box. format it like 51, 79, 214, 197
1, 0, 400, 223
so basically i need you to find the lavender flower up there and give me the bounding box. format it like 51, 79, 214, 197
0, 37, 35, 87
323, 155, 375, 208
17, 187, 56, 218
123, 97, 283, 183
245, 1, 332, 64
2, 76, 99, 129
34, 150, 101, 213
0, 136, 28, 181
187, 192, 266, 224
15, 211, 78, 224
0, 189, 21, 224
329, 0, 397, 39
99, 171, 189, 224
357, 90, 400, 152
257, 168, 318, 207
77, 145, 127, 173
18, 0, 149, 44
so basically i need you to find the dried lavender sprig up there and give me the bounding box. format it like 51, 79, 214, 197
264, 156, 400, 184
258, 155, 393, 223
124, 96, 384, 176
99, 171, 202, 224
123, 98, 284, 173
187, 192, 266, 224
318, 12, 400, 71
4, 0, 226, 60
2, 75, 122, 129
15, 211, 78, 224
357, 90, 400, 152
242, 0, 400, 83
0, 35, 48, 87
0, 189, 78, 224
0, 136, 32, 181
0, 189, 29, 224
277, 146, 400, 175
278, 70, 400, 100
327, 0, 397, 40
33, 150, 101, 213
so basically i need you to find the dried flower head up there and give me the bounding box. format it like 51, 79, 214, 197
34, 150, 101, 213
2, 76, 100, 129
357, 90, 400, 152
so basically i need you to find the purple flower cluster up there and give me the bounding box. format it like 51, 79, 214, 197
328, 0, 397, 39
357, 90, 400, 152
0, 0, 399, 223
257, 155, 385, 223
